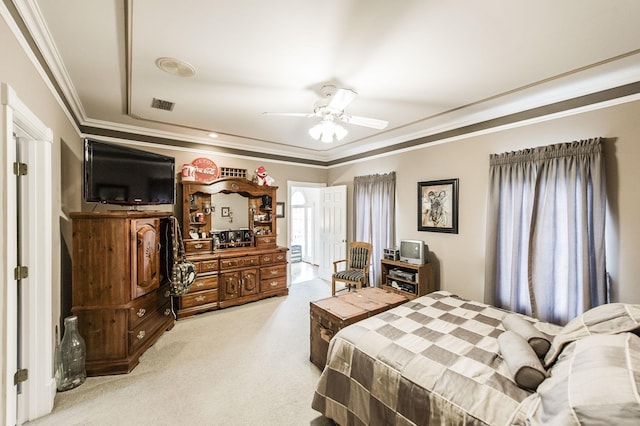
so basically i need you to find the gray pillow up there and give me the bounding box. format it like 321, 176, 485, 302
498, 330, 547, 391
503, 313, 551, 358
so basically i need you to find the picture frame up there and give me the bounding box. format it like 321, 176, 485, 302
276, 202, 285, 218
418, 178, 459, 233
221, 206, 230, 217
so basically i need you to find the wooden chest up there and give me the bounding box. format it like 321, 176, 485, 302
309, 287, 408, 370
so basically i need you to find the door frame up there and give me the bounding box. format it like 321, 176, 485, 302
1, 83, 55, 424
287, 181, 326, 266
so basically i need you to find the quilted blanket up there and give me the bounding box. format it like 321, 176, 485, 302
312, 291, 560, 426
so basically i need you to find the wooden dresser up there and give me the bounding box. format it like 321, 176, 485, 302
173, 177, 289, 319
70, 211, 175, 376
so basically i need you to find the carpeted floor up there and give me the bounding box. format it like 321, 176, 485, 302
27, 269, 336, 426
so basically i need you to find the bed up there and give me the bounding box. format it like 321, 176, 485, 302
312, 291, 640, 425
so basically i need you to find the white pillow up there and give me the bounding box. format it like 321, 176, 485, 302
503, 313, 551, 358
543, 303, 640, 367
531, 333, 640, 425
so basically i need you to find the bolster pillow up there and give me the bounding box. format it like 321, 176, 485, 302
503, 313, 551, 358
498, 330, 547, 391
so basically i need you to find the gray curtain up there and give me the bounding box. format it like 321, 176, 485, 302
485, 138, 607, 324
354, 172, 396, 287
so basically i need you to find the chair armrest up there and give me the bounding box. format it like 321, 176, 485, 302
333, 259, 347, 272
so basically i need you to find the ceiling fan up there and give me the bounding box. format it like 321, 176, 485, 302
263, 85, 389, 143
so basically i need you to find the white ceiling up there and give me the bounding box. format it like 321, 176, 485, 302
13, 0, 640, 164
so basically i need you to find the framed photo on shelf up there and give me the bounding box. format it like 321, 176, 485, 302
418, 178, 459, 233
276, 202, 285, 218
221, 207, 230, 217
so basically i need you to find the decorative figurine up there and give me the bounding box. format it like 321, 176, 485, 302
254, 166, 275, 186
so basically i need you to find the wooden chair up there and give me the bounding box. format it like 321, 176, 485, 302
331, 241, 372, 296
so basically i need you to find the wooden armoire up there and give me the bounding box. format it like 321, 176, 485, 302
70, 211, 174, 376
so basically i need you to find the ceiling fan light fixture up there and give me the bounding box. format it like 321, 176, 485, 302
309, 120, 348, 143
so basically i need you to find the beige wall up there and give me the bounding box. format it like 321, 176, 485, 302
329, 100, 640, 304
4, 10, 640, 330
1, 12, 83, 329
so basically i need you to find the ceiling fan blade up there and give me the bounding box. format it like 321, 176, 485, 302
341, 114, 389, 130
327, 88, 357, 111
262, 112, 316, 118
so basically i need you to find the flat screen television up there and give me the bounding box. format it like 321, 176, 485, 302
84, 139, 176, 205
400, 240, 428, 265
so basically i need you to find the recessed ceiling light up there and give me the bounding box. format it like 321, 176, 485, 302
155, 57, 196, 77
208, 132, 218, 138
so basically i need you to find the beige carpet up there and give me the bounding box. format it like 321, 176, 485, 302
27, 276, 336, 426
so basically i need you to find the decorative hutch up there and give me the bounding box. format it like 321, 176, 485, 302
175, 178, 288, 319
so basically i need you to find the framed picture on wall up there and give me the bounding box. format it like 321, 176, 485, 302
276, 202, 285, 218
418, 178, 459, 233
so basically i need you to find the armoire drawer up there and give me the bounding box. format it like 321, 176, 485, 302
129, 290, 160, 330
128, 301, 171, 355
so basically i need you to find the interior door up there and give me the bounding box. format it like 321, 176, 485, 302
318, 185, 347, 281
1, 84, 54, 424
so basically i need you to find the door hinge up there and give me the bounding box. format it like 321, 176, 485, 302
14, 266, 29, 280
13, 162, 27, 176
14, 369, 28, 385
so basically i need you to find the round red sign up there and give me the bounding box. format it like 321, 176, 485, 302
191, 157, 219, 183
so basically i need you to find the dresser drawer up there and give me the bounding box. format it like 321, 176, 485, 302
199, 259, 218, 273
184, 239, 213, 253
261, 264, 287, 279
180, 288, 219, 309
220, 256, 260, 270
255, 235, 276, 247
260, 251, 287, 265
190, 275, 218, 292
260, 276, 287, 293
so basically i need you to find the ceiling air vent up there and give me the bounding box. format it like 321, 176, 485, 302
151, 98, 175, 111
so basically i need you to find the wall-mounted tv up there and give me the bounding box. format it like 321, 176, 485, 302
84, 139, 175, 205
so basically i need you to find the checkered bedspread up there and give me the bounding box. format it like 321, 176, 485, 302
312, 291, 559, 426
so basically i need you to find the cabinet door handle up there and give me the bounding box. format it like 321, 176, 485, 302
164, 308, 171, 316
195, 281, 205, 288
270, 281, 279, 287
164, 290, 170, 298
264, 256, 271, 262
136, 308, 146, 318
137, 330, 146, 340
194, 243, 203, 249
277, 255, 284, 261
195, 295, 206, 302
270, 269, 278, 275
